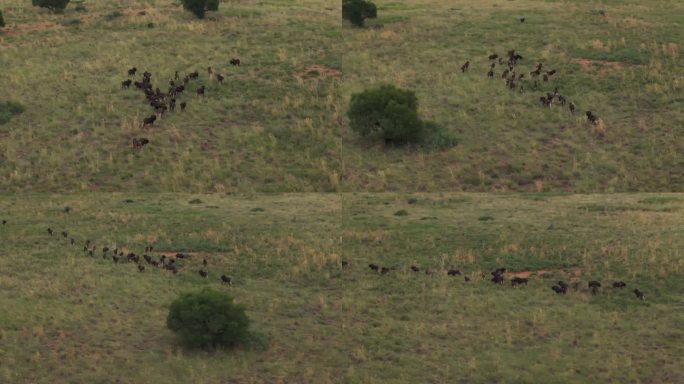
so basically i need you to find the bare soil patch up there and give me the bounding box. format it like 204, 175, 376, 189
294, 65, 342, 81
507, 267, 582, 280
1, 22, 60, 36
572, 58, 625, 73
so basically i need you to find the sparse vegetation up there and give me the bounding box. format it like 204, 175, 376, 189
103, 10, 123, 20
60, 18, 81, 26
167, 288, 251, 349
0, 10, 5, 27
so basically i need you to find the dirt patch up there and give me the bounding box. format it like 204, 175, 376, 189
572, 58, 625, 73
379, 30, 398, 39
1, 22, 60, 36
507, 267, 581, 280
294, 65, 342, 81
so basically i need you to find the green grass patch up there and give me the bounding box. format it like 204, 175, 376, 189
341, 0, 684, 192
1, 193, 683, 382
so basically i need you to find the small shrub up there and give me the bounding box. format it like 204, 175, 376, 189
181, 0, 219, 19
348, 84, 423, 144
0, 10, 5, 28
407, 197, 418, 204
189, 198, 203, 204
31, 0, 71, 12
167, 288, 251, 349
478, 215, 495, 221
250, 207, 265, 212
394, 209, 409, 216
0, 101, 26, 125
343, 0, 377, 27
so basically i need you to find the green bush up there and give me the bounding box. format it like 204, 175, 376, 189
181, 0, 219, 19
343, 0, 377, 27
167, 288, 250, 349
348, 85, 458, 149
348, 84, 423, 143
206, 0, 220, 11
0, 101, 26, 125
0, 10, 5, 28
31, 0, 70, 12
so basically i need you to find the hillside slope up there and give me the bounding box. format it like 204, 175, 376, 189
0, 0, 341, 192
342, 0, 684, 192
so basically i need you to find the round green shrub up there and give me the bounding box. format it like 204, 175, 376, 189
31, 0, 70, 12
0, 10, 5, 28
182, 0, 219, 19
181, 0, 207, 19
343, 0, 377, 27
167, 288, 250, 349
348, 84, 423, 144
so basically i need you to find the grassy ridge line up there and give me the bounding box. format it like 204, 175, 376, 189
1, 193, 683, 382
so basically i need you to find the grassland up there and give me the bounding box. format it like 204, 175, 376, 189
1, 193, 683, 383
341, 0, 684, 192
1, 1, 683, 383
0, 0, 341, 192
